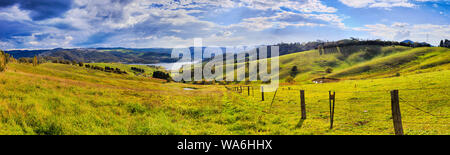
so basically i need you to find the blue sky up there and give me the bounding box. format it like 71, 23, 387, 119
0, 0, 449, 49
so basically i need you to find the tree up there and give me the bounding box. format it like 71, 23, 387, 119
291, 66, 298, 72
33, 56, 38, 66
325, 67, 333, 73
152, 71, 171, 82
440, 40, 444, 47
0, 50, 6, 72
290, 66, 298, 77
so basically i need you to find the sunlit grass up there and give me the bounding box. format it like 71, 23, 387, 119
0, 46, 448, 135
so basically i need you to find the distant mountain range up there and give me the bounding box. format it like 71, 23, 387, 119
5, 47, 270, 64
5, 39, 432, 64
401, 40, 414, 44
401, 39, 431, 46
6, 48, 177, 64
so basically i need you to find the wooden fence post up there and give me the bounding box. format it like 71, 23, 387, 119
247, 86, 250, 96
329, 91, 335, 129
300, 90, 306, 119
390, 90, 404, 135
261, 86, 264, 101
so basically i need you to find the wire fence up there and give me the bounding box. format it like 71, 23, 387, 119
225, 85, 450, 134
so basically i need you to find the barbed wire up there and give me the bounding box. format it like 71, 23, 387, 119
402, 122, 450, 125
228, 86, 449, 95
226, 85, 449, 124
399, 97, 437, 116
288, 87, 447, 93
396, 99, 450, 103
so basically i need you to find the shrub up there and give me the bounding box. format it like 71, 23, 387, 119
131, 67, 145, 73
290, 66, 298, 77
325, 67, 333, 73
105, 66, 112, 72
152, 71, 171, 81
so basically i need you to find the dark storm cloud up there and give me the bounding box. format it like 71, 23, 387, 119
0, 20, 37, 40
0, 0, 73, 21
76, 32, 116, 46
51, 23, 79, 31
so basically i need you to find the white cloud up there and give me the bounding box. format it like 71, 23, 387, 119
354, 23, 450, 45
339, 0, 416, 8
147, 0, 337, 13
238, 0, 337, 13
391, 22, 409, 28
0, 41, 14, 49
414, 0, 439, 2
0, 5, 32, 21
30, 0, 341, 47
227, 11, 344, 31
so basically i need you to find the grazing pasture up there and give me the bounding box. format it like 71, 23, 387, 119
0, 46, 448, 135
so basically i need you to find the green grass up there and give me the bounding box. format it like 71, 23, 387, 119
0, 46, 448, 135
240, 69, 449, 135
328, 47, 450, 79
0, 62, 223, 134
228, 46, 449, 83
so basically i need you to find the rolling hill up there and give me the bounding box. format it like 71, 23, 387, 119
219, 45, 449, 83
0, 45, 449, 135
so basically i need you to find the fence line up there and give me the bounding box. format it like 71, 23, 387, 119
225, 85, 449, 135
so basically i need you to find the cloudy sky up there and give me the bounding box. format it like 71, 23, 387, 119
0, 0, 449, 49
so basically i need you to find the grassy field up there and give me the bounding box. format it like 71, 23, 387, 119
0, 62, 226, 134
260, 46, 449, 82
0, 46, 448, 135
237, 69, 449, 135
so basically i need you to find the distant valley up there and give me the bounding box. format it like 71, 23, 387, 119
5, 48, 177, 64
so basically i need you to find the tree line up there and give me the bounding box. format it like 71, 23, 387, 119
275, 38, 432, 56
84, 64, 128, 74
131, 67, 145, 73
152, 71, 171, 82
18, 56, 74, 65
439, 39, 449, 48
318, 38, 431, 49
